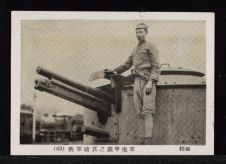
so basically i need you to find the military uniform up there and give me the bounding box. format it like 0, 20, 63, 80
113, 23, 160, 139
114, 40, 160, 115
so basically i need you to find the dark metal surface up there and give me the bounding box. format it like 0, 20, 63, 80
35, 79, 111, 114
36, 66, 113, 103
160, 67, 205, 76
81, 125, 110, 138
72, 124, 110, 138
110, 75, 123, 113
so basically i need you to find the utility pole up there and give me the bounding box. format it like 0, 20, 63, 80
32, 91, 37, 143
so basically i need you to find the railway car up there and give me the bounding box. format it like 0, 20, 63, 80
20, 107, 33, 143
37, 114, 83, 142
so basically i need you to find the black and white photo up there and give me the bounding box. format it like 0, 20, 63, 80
11, 12, 214, 155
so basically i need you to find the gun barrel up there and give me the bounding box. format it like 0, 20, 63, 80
71, 125, 110, 138
81, 125, 110, 138
35, 79, 111, 114
36, 66, 113, 103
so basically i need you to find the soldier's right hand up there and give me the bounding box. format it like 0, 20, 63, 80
104, 69, 117, 74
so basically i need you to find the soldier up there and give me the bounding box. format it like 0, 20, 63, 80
106, 23, 160, 144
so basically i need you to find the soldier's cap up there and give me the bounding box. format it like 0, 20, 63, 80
135, 23, 148, 32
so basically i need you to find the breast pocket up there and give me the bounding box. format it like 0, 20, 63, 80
140, 49, 150, 61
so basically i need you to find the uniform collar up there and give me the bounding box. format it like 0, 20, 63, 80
138, 40, 146, 46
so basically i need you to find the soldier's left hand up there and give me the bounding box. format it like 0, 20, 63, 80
145, 80, 152, 95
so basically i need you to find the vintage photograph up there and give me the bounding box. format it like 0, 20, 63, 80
11, 12, 214, 155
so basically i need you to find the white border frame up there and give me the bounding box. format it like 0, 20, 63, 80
11, 11, 214, 155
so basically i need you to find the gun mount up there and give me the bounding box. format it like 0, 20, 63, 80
34, 65, 206, 144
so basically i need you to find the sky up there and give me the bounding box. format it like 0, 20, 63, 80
21, 20, 206, 116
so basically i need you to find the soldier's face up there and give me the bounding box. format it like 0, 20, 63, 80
136, 29, 147, 42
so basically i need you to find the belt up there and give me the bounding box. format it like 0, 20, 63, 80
131, 68, 151, 80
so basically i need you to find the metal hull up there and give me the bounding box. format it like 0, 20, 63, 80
84, 86, 206, 145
